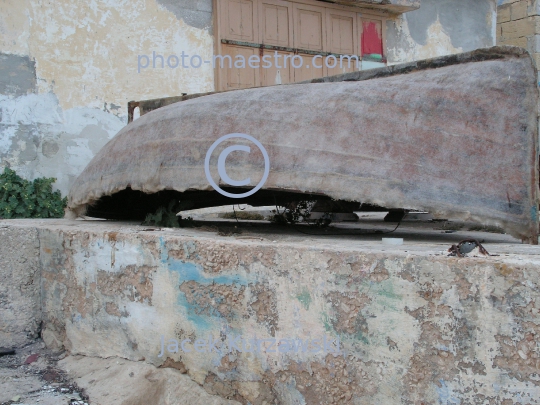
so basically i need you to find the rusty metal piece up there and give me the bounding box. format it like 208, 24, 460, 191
448, 239, 490, 257
68, 47, 539, 243
221, 38, 362, 59
127, 93, 188, 123
127, 101, 139, 124
323, 0, 419, 12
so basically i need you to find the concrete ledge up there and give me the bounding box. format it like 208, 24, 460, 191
0, 224, 41, 348
2, 219, 540, 404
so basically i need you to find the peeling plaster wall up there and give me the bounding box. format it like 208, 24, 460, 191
3, 219, 532, 405
0, 89, 125, 193
0, 0, 214, 195
156, 0, 213, 32
386, 0, 497, 64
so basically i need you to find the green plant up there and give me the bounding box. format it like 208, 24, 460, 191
0, 167, 67, 219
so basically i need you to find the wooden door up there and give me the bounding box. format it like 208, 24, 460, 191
259, 0, 293, 47
216, 0, 386, 90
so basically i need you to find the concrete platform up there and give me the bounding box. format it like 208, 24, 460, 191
1, 218, 540, 404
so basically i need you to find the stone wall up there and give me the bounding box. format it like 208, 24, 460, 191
387, 0, 496, 65
0, 224, 41, 347
498, 0, 540, 70
2, 219, 540, 404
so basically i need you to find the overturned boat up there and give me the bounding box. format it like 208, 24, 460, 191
67, 46, 539, 243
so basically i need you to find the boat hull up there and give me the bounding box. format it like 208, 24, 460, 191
68, 47, 539, 242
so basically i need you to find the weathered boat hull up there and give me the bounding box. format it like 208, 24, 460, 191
68, 47, 539, 242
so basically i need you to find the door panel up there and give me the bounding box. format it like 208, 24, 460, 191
326, 54, 359, 76
222, 0, 258, 42
293, 54, 326, 82
326, 9, 357, 55
293, 3, 325, 52
222, 44, 260, 89
260, 50, 292, 86
260, 0, 293, 47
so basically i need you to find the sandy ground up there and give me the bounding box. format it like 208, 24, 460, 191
0, 340, 88, 405
0, 339, 240, 405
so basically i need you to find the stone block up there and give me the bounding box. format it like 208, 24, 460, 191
498, 4, 511, 23
502, 16, 540, 38
4, 218, 535, 404
511, 0, 529, 20
499, 35, 529, 47
0, 225, 41, 348
530, 0, 540, 15
528, 33, 540, 51
533, 51, 540, 67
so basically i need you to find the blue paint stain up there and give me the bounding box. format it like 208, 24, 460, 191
166, 257, 248, 286
159, 237, 168, 263
285, 380, 307, 405
158, 238, 251, 330
175, 288, 213, 330
159, 238, 248, 286
183, 241, 196, 260
436, 380, 461, 404
531, 206, 538, 223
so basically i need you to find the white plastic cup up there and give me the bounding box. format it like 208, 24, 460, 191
382, 238, 404, 245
